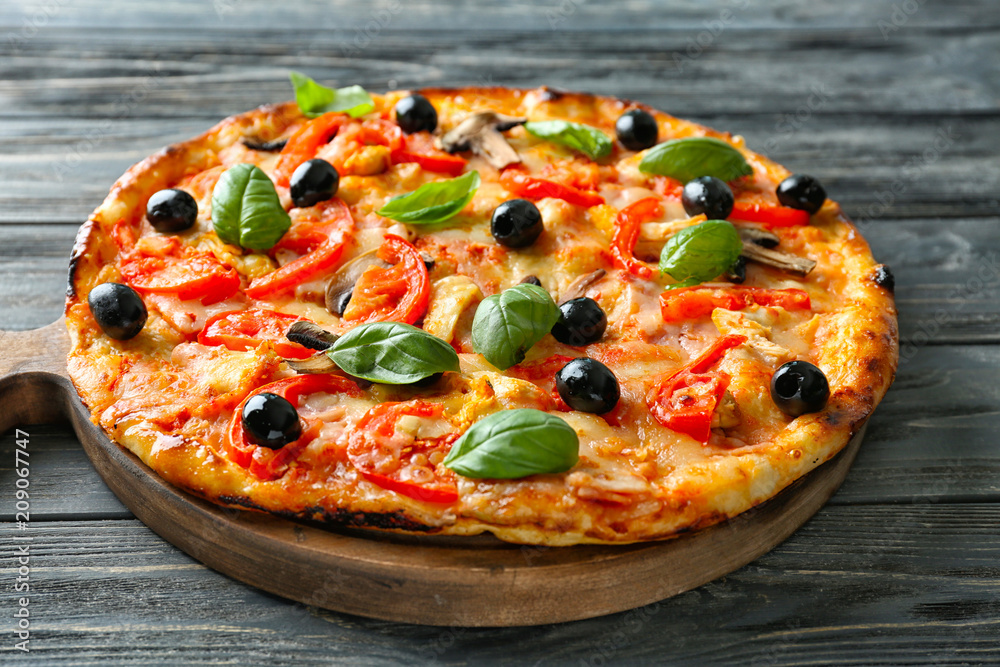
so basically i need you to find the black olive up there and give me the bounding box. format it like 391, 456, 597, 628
420, 252, 435, 271
87, 282, 147, 340
776, 174, 827, 214
241, 392, 303, 448
146, 189, 198, 233
682, 176, 735, 220
873, 264, 895, 293
552, 297, 607, 346
615, 109, 659, 151
395, 94, 438, 134
555, 358, 620, 414
725, 255, 747, 284
241, 138, 288, 152
770, 360, 830, 417
491, 199, 543, 248
519, 275, 542, 287
290, 158, 339, 208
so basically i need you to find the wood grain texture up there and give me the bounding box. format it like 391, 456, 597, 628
3, 503, 1000, 665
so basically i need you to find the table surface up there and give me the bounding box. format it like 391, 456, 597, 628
1, 0, 999, 663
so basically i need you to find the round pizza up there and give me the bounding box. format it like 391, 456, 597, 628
65, 79, 898, 545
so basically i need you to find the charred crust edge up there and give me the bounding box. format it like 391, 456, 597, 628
872, 264, 895, 293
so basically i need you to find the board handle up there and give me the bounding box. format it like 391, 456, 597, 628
0, 318, 73, 432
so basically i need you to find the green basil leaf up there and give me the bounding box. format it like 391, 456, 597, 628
444, 409, 579, 479
638, 137, 753, 183
326, 322, 460, 384
471, 284, 560, 371
659, 219, 743, 288
376, 171, 480, 225
289, 71, 374, 119
524, 120, 612, 160
211, 163, 291, 250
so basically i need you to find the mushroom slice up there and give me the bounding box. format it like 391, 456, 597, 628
560, 269, 607, 303
741, 242, 816, 276
324, 249, 390, 316
736, 227, 780, 248
286, 352, 340, 374
286, 320, 339, 351
437, 111, 527, 169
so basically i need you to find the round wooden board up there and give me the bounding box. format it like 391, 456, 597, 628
0, 319, 867, 627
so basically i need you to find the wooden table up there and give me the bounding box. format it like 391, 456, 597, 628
1, 0, 998, 662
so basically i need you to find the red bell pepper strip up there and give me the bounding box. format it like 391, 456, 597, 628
198, 309, 314, 359
341, 234, 430, 325
274, 112, 347, 187
660, 286, 811, 322
730, 201, 810, 228
610, 196, 664, 281
347, 401, 459, 504
646, 334, 747, 443
227, 375, 361, 480
244, 199, 355, 299
499, 168, 605, 208
391, 132, 467, 176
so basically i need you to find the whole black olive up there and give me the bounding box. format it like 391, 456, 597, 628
682, 176, 735, 220
87, 283, 147, 340
555, 358, 620, 414
615, 109, 659, 151
551, 298, 607, 346
290, 158, 339, 208
770, 360, 830, 417
776, 174, 827, 214
491, 199, 544, 248
395, 94, 438, 134
146, 189, 198, 233
241, 392, 303, 448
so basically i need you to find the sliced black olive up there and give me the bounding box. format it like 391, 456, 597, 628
241, 392, 302, 448
491, 199, 543, 248
615, 109, 658, 151
551, 297, 607, 346
146, 188, 198, 233
395, 94, 438, 134
770, 360, 830, 417
682, 176, 734, 220
555, 358, 620, 414
290, 158, 339, 208
776, 174, 827, 214
519, 275, 542, 287
87, 283, 147, 340
725, 255, 747, 284
241, 138, 288, 152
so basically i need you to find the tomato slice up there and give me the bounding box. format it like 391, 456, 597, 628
198, 309, 314, 359
730, 201, 810, 228
120, 244, 240, 305
341, 234, 430, 325
391, 132, 467, 176
245, 199, 355, 299
227, 375, 361, 480
499, 168, 605, 208
347, 401, 459, 504
659, 286, 811, 322
646, 334, 747, 443
274, 113, 348, 187
611, 196, 663, 281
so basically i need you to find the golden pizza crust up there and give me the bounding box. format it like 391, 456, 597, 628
66, 87, 898, 545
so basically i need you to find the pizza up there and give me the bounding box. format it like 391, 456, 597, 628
65, 79, 898, 546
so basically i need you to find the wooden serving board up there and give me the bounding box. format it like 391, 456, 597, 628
0, 318, 866, 627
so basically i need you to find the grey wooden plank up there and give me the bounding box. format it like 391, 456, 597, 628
0, 113, 994, 225
0, 24, 998, 121
1, 507, 999, 665
6, 344, 1000, 519
2, 0, 997, 34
